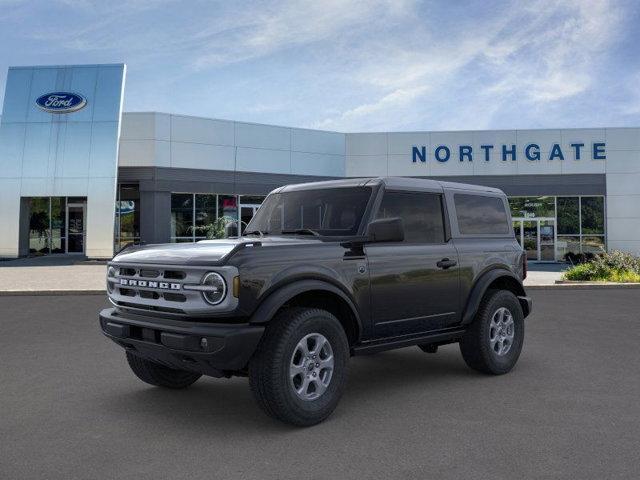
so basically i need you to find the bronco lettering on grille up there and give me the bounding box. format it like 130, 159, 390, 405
119, 279, 181, 290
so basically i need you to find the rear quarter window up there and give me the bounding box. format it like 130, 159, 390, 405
454, 193, 510, 235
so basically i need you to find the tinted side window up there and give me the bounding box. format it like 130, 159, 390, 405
454, 194, 509, 235
375, 191, 445, 243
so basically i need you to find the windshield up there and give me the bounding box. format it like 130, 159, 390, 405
245, 187, 373, 237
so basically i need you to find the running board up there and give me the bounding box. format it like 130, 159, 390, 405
352, 328, 466, 356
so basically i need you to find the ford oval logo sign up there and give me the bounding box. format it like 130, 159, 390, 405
35, 92, 87, 114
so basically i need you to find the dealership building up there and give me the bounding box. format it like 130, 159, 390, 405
1, 63, 639, 261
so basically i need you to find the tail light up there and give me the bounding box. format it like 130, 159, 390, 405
522, 253, 527, 280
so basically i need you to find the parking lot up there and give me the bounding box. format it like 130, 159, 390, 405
1, 289, 639, 480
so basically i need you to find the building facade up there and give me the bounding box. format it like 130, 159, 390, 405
0, 64, 126, 258
1, 64, 639, 261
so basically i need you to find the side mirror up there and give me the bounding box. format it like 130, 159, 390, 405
366, 217, 404, 243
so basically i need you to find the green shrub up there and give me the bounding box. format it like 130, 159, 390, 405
563, 263, 595, 281
190, 216, 236, 239
608, 270, 640, 283
593, 250, 640, 273
563, 250, 640, 282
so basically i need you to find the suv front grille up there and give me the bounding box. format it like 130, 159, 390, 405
113, 266, 189, 304
116, 300, 186, 315
162, 292, 187, 303
139, 290, 160, 300
107, 263, 238, 317
138, 269, 160, 278
163, 270, 186, 280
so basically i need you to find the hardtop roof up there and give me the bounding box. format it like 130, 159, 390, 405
276, 177, 504, 195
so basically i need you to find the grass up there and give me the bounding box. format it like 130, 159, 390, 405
563, 265, 640, 283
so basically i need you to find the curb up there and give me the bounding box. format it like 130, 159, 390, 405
527, 283, 640, 290
0, 289, 106, 296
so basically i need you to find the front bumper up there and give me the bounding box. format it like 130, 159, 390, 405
99, 308, 264, 377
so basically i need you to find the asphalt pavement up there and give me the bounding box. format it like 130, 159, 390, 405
1, 290, 639, 479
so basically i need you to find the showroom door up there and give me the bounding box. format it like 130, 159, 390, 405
66, 202, 86, 254
513, 218, 556, 262
240, 204, 261, 234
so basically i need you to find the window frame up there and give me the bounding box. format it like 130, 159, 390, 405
114, 183, 141, 251
170, 192, 247, 243
371, 189, 449, 245
510, 195, 606, 256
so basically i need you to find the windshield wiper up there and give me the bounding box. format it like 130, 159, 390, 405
243, 230, 268, 237
280, 228, 320, 236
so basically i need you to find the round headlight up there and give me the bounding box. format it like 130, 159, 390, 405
107, 266, 116, 294
201, 272, 226, 305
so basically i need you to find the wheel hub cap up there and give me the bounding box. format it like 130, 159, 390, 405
489, 307, 515, 356
290, 333, 334, 401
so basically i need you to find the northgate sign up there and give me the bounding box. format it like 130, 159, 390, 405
411, 142, 606, 163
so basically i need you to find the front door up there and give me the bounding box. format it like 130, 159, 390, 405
66, 203, 85, 254
539, 220, 555, 261
365, 190, 460, 337
240, 205, 260, 234
513, 218, 556, 261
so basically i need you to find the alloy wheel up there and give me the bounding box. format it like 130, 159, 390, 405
289, 333, 334, 401
489, 307, 515, 356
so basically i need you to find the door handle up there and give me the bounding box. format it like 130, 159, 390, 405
436, 258, 457, 269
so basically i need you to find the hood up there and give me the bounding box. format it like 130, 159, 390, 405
112, 236, 324, 265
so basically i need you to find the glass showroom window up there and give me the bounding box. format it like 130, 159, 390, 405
114, 184, 140, 252
239, 195, 266, 234
580, 197, 605, 254
508, 196, 555, 219
50, 197, 66, 254
170, 193, 195, 242
557, 197, 580, 259
27, 197, 69, 255
557, 196, 605, 257
170, 193, 249, 242
218, 195, 240, 236
510, 195, 606, 260
24, 196, 90, 255
195, 194, 217, 241
28, 197, 52, 254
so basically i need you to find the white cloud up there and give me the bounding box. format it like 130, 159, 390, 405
191, 0, 415, 69
313, 85, 429, 130
314, 0, 625, 130
1, 0, 631, 130
617, 71, 640, 116
482, 0, 622, 103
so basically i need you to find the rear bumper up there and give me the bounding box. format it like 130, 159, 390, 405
99, 307, 264, 377
517, 295, 533, 318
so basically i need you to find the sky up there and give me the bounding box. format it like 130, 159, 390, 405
0, 0, 639, 132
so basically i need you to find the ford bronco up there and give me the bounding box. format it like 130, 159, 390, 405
100, 177, 531, 426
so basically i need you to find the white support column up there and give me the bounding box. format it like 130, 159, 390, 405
605, 128, 640, 255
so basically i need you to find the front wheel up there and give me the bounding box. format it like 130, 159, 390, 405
459, 290, 525, 375
249, 307, 350, 426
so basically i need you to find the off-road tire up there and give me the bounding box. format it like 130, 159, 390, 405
459, 289, 524, 375
249, 307, 350, 426
125, 351, 202, 389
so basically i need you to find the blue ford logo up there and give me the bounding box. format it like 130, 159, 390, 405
35, 92, 87, 114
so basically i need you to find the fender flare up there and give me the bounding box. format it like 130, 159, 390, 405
248, 279, 363, 335
461, 268, 527, 325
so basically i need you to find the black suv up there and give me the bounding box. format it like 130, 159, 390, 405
100, 177, 531, 426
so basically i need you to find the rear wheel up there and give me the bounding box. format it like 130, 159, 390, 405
125, 351, 202, 389
249, 307, 350, 426
459, 290, 524, 375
